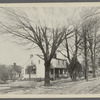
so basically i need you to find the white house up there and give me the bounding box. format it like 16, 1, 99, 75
22, 54, 67, 80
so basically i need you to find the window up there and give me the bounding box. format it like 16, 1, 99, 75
32, 68, 36, 74
62, 61, 64, 65
58, 60, 60, 65
32, 64, 36, 74
26, 64, 36, 75
38, 60, 40, 64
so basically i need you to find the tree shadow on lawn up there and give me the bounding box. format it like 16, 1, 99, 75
50, 77, 99, 87
0, 86, 35, 94
1, 77, 99, 94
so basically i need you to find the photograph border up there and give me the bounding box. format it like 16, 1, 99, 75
0, 1, 99, 99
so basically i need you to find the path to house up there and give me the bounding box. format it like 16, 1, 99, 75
0, 77, 100, 94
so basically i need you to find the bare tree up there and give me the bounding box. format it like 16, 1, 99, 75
82, 24, 89, 80
58, 21, 83, 80
78, 7, 100, 80
26, 64, 36, 81
80, 19, 97, 80
0, 7, 74, 86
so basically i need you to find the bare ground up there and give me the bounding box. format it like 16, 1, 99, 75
0, 77, 100, 94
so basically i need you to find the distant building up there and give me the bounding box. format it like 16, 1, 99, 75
8, 63, 22, 80
22, 54, 67, 80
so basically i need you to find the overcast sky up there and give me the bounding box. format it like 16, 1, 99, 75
0, 5, 94, 66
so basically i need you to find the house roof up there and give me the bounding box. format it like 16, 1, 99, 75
51, 59, 67, 68
36, 54, 66, 61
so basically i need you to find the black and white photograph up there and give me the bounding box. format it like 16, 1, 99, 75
0, 3, 100, 97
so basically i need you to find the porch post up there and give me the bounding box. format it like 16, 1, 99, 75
53, 68, 55, 80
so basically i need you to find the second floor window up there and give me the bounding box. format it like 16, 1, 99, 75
58, 60, 60, 65
38, 60, 40, 64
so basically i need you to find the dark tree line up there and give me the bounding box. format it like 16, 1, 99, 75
0, 63, 22, 82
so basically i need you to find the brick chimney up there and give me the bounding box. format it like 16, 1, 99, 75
14, 63, 16, 66
53, 53, 57, 59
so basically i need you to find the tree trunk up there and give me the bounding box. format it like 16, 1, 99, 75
93, 29, 97, 78
44, 60, 50, 86
91, 52, 96, 78
29, 74, 31, 81
92, 59, 96, 78
72, 29, 78, 81
92, 53, 96, 78
92, 65, 96, 78
90, 49, 96, 78
84, 51, 88, 81
84, 30, 88, 81
88, 34, 96, 78
65, 38, 70, 62
84, 68, 88, 80
93, 47, 96, 78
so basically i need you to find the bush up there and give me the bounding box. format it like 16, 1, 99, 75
68, 56, 83, 81
0, 65, 9, 82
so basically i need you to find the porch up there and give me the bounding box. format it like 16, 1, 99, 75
50, 68, 68, 80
